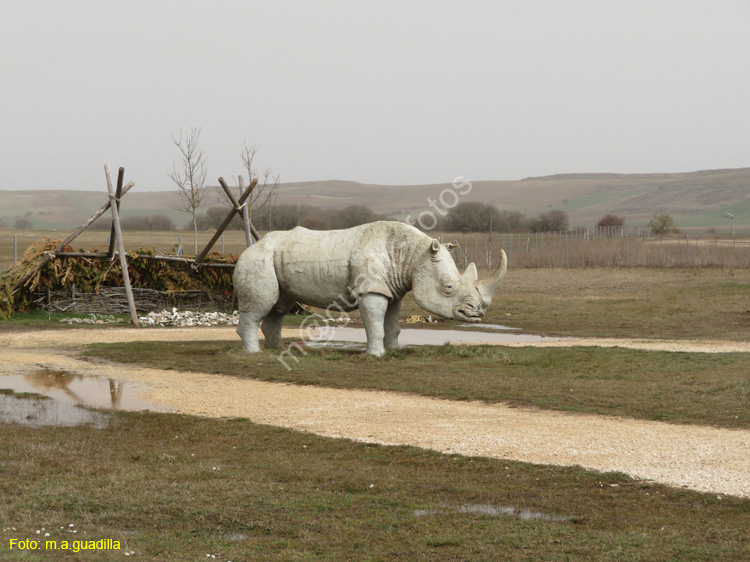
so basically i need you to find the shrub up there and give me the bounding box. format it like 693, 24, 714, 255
596, 214, 625, 228
444, 202, 501, 232
14, 218, 33, 230
528, 210, 569, 232
648, 214, 675, 236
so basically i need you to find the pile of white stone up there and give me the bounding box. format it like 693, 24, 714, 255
59, 314, 124, 325
139, 308, 240, 327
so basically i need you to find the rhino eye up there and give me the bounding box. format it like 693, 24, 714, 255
440, 276, 457, 296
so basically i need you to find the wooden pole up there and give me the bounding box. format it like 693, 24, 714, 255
195, 178, 258, 264
237, 176, 253, 247
218, 177, 260, 241
12, 180, 135, 293
106, 167, 125, 260
105, 163, 139, 327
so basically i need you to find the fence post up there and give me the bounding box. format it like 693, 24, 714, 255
565, 232, 569, 268
625, 234, 629, 266
104, 163, 138, 327
13, 234, 17, 265
686, 233, 690, 264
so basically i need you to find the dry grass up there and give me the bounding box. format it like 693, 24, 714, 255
449, 233, 750, 270
1, 411, 748, 561
379, 267, 750, 342
3, 230, 750, 273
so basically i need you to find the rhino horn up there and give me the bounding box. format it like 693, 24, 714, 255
477, 250, 508, 306
462, 262, 478, 282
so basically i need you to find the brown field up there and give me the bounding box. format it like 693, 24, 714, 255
2, 229, 750, 273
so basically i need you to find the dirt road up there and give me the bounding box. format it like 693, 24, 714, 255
1, 327, 749, 499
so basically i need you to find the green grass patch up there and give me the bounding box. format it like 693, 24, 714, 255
84, 342, 750, 429
0, 388, 51, 400
0, 411, 747, 561
0, 311, 128, 330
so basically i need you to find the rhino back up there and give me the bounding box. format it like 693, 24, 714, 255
273, 226, 364, 308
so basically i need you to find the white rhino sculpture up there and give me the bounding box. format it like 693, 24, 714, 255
233, 221, 507, 356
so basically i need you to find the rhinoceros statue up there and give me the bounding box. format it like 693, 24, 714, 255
233, 221, 508, 356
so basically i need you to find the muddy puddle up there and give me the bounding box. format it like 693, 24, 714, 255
305, 326, 565, 347
0, 368, 171, 428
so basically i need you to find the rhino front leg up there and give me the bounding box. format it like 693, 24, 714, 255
358, 293, 389, 357
383, 299, 402, 350
261, 299, 294, 349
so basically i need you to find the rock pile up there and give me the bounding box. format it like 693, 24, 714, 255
59, 314, 124, 325
139, 308, 239, 327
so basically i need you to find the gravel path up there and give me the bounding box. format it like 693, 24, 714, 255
1, 327, 749, 499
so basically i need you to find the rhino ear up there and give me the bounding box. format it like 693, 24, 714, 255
431, 239, 440, 253
463, 262, 478, 282
445, 242, 458, 251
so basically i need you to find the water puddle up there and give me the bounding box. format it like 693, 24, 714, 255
458, 323, 521, 331
0, 367, 171, 428
304, 326, 565, 347
306, 340, 366, 351
414, 504, 575, 522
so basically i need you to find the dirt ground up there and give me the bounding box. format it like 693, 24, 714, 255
1, 327, 749, 499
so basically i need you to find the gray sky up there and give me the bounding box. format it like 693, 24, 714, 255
1, 0, 748, 191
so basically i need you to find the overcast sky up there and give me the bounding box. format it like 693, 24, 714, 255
1, 0, 748, 191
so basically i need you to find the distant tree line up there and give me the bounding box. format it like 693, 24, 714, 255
197, 204, 389, 232
1, 203, 684, 238
90, 214, 176, 231
437, 202, 569, 233
85, 202, 574, 234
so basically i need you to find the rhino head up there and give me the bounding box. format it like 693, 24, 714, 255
411, 239, 508, 322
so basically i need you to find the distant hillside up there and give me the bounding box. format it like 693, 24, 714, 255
1, 168, 748, 231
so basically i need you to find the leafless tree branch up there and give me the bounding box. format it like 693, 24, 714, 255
217, 140, 280, 228
168, 127, 207, 253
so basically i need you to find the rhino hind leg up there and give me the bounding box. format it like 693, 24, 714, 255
383, 299, 402, 350
235, 255, 281, 353
237, 310, 265, 353
359, 293, 389, 357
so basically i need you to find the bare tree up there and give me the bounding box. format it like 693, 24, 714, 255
169, 127, 208, 253
220, 140, 280, 231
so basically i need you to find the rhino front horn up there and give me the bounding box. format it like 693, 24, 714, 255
477, 249, 508, 306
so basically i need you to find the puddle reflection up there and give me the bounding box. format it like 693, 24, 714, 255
0, 368, 171, 428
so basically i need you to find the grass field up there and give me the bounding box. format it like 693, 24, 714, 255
358, 267, 750, 342
2, 266, 750, 560
2, 267, 748, 341
84, 343, 750, 429
1, 410, 748, 561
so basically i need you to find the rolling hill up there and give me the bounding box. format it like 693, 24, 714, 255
1, 167, 748, 231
